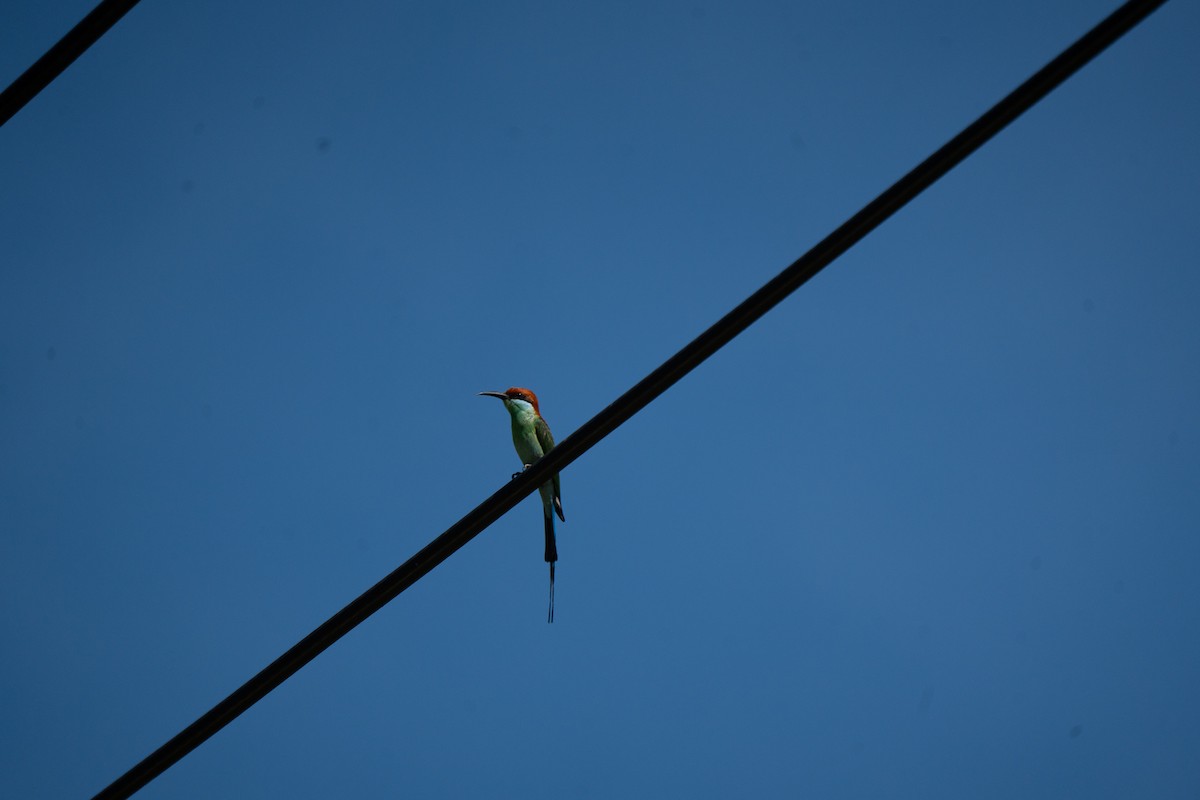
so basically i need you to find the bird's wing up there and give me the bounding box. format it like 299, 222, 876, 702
535, 416, 565, 521
534, 415, 556, 451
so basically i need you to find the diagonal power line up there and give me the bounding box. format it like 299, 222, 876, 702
0, 0, 142, 127
92, 0, 1167, 797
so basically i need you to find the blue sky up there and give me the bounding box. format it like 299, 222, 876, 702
2, 1, 1198, 797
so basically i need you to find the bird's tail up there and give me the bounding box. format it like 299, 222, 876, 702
544, 510, 557, 624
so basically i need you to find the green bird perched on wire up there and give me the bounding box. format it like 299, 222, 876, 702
479, 387, 566, 623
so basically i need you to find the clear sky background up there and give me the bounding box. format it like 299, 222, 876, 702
2, 1, 1198, 797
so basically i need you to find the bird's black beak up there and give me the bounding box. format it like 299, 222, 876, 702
478, 391, 509, 400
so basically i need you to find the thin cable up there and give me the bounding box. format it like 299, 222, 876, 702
0, 0, 142, 127
91, 1, 1166, 797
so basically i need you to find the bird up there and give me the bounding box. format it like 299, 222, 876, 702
478, 387, 565, 622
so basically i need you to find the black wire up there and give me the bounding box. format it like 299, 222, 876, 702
0, 0, 142, 127
91, 0, 1166, 797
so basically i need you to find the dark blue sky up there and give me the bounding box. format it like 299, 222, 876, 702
2, 1, 1198, 797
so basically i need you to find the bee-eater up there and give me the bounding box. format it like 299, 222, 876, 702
478, 387, 565, 622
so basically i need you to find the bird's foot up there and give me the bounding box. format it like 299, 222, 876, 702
511, 464, 533, 480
